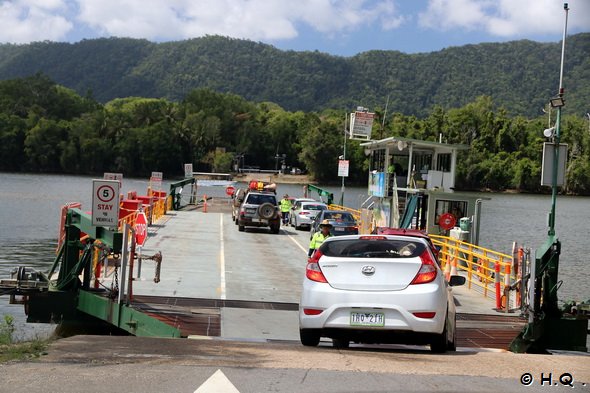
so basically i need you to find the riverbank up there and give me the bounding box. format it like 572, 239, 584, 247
233, 172, 313, 185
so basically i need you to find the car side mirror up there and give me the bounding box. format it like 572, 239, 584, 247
448, 275, 466, 287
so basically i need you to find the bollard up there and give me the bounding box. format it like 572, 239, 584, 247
516, 247, 524, 308
504, 264, 511, 313
495, 262, 502, 310
444, 255, 451, 281
203, 194, 208, 213
94, 261, 101, 289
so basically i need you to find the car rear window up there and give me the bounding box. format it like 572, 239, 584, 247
321, 239, 426, 258
303, 204, 326, 211
322, 212, 355, 223
246, 194, 276, 205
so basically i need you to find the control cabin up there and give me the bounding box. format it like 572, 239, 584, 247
360, 136, 484, 243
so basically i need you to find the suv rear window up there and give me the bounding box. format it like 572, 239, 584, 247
246, 194, 277, 205
303, 204, 327, 211
321, 239, 426, 258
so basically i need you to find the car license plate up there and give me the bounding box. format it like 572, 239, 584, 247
251, 218, 260, 222
335, 227, 344, 231
350, 312, 385, 327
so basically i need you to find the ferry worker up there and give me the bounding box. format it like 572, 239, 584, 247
308, 220, 333, 257
279, 194, 292, 225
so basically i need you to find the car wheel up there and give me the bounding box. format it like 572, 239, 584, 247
238, 224, 245, 232
270, 224, 280, 234
447, 315, 457, 351
430, 317, 449, 353
332, 338, 349, 349
300, 329, 320, 347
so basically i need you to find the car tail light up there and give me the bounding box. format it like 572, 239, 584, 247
410, 249, 438, 284
299, 212, 310, 215
303, 308, 324, 315
306, 250, 328, 283
412, 312, 436, 319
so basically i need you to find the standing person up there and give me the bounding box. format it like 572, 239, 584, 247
308, 220, 333, 257
279, 194, 292, 225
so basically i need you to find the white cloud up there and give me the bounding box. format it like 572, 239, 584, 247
0, 0, 72, 43
74, 0, 405, 42
419, 0, 590, 36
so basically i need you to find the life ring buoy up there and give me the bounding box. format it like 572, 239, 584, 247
439, 213, 456, 231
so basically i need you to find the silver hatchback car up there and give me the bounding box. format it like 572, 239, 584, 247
290, 202, 327, 230
299, 234, 465, 352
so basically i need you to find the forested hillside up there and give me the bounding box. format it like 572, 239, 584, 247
1, 75, 589, 195
0, 34, 588, 117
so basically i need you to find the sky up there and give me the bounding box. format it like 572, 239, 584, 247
0, 0, 589, 56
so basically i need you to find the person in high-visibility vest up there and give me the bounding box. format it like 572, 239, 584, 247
279, 194, 292, 225
308, 220, 333, 257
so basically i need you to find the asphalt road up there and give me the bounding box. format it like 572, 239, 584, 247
1, 336, 588, 392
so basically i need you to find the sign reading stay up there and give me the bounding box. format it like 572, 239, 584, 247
92, 179, 120, 227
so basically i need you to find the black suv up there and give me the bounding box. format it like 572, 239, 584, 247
237, 191, 281, 234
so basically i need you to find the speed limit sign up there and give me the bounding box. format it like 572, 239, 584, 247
92, 180, 120, 227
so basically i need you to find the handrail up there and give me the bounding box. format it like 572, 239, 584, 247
430, 235, 516, 310
328, 204, 361, 223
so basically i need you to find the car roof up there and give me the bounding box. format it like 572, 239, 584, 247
375, 227, 431, 239
323, 233, 430, 244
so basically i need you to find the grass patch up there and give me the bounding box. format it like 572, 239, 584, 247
0, 314, 51, 363
0, 339, 50, 363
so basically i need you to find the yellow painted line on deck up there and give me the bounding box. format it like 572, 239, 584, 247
219, 214, 227, 300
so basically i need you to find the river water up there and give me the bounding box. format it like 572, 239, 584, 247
1, 173, 589, 339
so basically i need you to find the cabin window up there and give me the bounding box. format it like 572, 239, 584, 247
434, 200, 468, 225
436, 153, 451, 172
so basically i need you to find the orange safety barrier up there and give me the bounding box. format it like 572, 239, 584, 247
431, 235, 514, 308
494, 262, 502, 310
203, 194, 208, 212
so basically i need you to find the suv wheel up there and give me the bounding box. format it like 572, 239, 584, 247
238, 224, 245, 232
258, 203, 276, 219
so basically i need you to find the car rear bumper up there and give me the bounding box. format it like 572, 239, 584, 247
299, 280, 447, 334
238, 217, 279, 227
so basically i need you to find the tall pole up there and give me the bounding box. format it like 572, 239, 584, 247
548, 3, 569, 237
340, 113, 347, 206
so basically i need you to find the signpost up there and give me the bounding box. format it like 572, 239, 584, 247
349, 111, 375, 140
91, 180, 120, 228
134, 210, 148, 247
103, 172, 123, 187
150, 171, 163, 190
338, 160, 349, 177
184, 164, 193, 179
